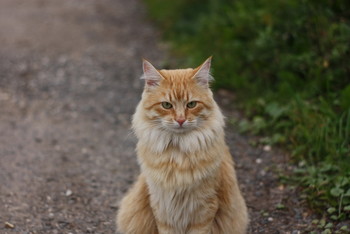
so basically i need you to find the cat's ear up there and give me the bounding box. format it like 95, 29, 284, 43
192, 56, 213, 87
141, 59, 163, 87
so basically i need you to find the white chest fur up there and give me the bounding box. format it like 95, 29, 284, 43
146, 178, 216, 233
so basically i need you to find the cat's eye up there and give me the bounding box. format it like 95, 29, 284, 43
161, 102, 173, 109
187, 101, 197, 108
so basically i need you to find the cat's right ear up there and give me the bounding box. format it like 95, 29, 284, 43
192, 56, 213, 88
141, 59, 163, 88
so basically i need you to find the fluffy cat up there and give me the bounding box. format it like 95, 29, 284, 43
116, 57, 248, 234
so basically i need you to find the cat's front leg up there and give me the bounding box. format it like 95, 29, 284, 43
209, 158, 249, 234
116, 175, 158, 234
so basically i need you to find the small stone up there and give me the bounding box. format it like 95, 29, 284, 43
65, 189, 72, 196
267, 217, 274, 222
263, 145, 271, 151
81, 148, 88, 154
255, 158, 262, 164
5, 222, 15, 229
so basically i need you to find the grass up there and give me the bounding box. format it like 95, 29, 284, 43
144, 0, 350, 226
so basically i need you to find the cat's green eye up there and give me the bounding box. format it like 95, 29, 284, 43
161, 102, 173, 109
187, 101, 197, 108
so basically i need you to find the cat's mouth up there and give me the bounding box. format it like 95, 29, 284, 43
160, 120, 197, 134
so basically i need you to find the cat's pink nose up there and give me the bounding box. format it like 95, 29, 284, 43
176, 119, 186, 127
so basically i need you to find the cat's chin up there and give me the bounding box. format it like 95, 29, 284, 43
166, 127, 193, 134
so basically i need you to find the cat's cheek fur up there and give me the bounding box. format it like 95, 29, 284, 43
133, 102, 224, 154
145, 110, 159, 121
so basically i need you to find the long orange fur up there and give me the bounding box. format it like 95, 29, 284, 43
117, 57, 248, 234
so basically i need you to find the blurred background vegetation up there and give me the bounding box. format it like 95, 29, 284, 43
145, 0, 350, 222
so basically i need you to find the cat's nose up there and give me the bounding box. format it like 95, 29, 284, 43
176, 118, 186, 127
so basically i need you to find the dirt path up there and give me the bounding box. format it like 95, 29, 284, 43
0, 1, 311, 233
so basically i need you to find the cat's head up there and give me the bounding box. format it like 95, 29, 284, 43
136, 57, 219, 134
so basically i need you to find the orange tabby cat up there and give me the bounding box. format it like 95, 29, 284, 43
117, 57, 248, 234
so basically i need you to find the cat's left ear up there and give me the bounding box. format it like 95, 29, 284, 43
141, 59, 163, 87
192, 56, 213, 87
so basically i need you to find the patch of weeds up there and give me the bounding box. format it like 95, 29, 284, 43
309, 218, 349, 233
293, 162, 350, 221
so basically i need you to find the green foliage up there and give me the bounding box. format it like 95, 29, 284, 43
293, 162, 350, 218
145, 0, 350, 222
